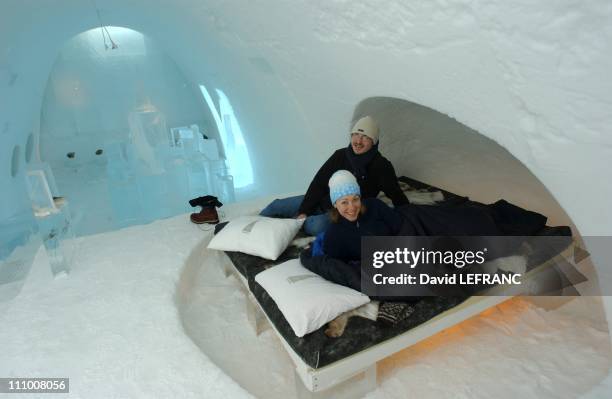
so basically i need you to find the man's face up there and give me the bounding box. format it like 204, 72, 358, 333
350, 133, 374, 155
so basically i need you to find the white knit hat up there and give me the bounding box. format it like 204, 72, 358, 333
329, 170, 360, 205
351, 116, 379, 144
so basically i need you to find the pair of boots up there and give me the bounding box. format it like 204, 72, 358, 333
189, 195, 222, 225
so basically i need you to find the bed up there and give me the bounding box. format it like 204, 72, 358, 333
216, 176, 582, 397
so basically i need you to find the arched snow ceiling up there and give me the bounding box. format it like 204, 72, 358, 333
1, 0, 611, 238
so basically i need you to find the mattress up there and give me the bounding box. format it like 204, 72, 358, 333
222, 176, 576, 369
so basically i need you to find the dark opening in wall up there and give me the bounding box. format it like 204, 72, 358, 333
25, 133, 34, 163
10, 145, 21, 177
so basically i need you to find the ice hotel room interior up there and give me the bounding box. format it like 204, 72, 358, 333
1, 1, 611, 398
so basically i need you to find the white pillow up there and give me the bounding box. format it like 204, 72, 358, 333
207, 216, 302, 260
255, 259, 370, 337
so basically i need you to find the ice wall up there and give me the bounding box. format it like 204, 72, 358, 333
40, 27, 215, 165
36, 27, 233, 236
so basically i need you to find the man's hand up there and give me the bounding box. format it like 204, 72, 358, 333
296, 213, 307, 220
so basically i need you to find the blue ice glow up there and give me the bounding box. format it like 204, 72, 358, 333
199, 85, 253, 188
31, 27, 236, 237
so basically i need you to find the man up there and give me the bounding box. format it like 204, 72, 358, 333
260, 116, 409, 235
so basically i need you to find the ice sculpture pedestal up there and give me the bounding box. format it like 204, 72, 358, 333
35, 201, 75, 277
26, 168, 75, 276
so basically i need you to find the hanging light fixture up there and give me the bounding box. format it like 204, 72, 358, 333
91, 0, 118, 50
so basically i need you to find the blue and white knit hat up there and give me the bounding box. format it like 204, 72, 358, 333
351, 116, 379, 144
329, 170, 360, 205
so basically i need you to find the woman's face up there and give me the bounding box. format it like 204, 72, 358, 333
335, 194, 361, 222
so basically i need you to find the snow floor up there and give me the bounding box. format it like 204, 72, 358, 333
1, 198, 611, 398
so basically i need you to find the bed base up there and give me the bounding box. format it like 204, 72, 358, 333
220, 254, 272, 335
246, 291, 271, 336
219, 253, 509, 395
218, 238, 577, 396
294, 295, 510, 393
294, 362, 377, 399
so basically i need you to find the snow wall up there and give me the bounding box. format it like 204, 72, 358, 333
1, 0, 611, 385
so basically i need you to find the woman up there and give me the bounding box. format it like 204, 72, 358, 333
303, 170, 404, 292
321, 169, 403, 262
301, 170, 562, 326
304, 170, 551, 286
303, 170, 421, 325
